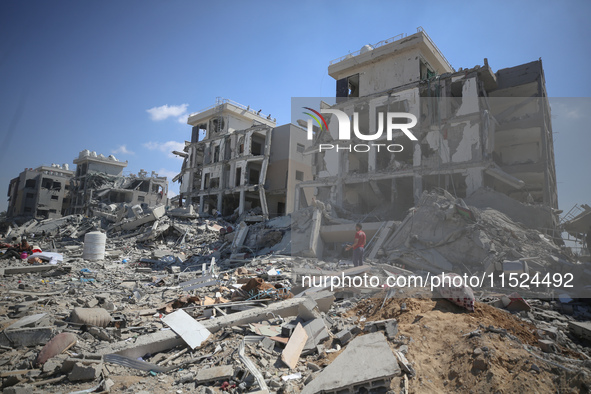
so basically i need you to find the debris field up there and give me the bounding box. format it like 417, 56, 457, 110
0, 189, 590, 393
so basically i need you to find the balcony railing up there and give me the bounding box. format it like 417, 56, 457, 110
188, 97, 274, 121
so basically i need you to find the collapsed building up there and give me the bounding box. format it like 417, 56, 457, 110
70, 150, 168, 217
6, 164, 75, 222
175, 98, 313, 219
294, 28, 559, 257
5, 151, 168, 226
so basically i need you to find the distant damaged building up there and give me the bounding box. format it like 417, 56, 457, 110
7, 164, 74, 221
69, 150, 168, 216
175, 98, 312, 219
295, 28, 558, 226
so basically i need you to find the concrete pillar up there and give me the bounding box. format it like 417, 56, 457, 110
294, 184, 301, 211
413, 175, 422, 204
245, 132, 253, 156
465, 168, 483, 197
368, 148, 376, 173
239, 163, 246, 186
199, 196, 204, 214
239, 190, 245, 215
413, 143, 422, 167
229, 163, 235, 188
217, 192, 222, 213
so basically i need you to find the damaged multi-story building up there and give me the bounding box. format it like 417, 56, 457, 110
295, 28, 558, 238
6, 164, 75, 221
175, 98, 313, 219
69, 150, 168, 216
6, 151, 169, 222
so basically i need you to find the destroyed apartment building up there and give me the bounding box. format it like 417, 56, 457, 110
6, 150, 168, 224
174, 98, 313, 219
69, 150, 168, 218
293, 27, 559, 258
0, 28, 590, 394
6, 164, 75, 221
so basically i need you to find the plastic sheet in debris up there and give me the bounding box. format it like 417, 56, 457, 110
28, 252, 64, 265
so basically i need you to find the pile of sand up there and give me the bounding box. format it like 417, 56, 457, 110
349, 296, 590, 393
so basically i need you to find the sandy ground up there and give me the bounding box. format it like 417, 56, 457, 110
350, 295, 591, 393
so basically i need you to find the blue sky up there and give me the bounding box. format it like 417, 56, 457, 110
1, 1, 590, 213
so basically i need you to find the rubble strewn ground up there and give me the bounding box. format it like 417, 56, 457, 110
0, 189, 590, 393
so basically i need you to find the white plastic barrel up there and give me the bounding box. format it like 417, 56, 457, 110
82, 231, 107, 261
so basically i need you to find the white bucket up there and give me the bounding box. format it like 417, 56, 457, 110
83, 231, 107, 261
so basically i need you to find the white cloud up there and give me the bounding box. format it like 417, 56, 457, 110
157, 168, 179, 180
111, 145, 134, 155
143, 140, 186, 159
551, 102, 582, 120
167, 190, 178, 198
146, 104, 189, 121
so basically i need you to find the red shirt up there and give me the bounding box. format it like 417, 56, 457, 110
354, 230, 366, 249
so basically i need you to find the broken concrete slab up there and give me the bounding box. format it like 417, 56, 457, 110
2, 265, 71, 276
568, 321, 591, 341
302, 332, 400, 394
281, 323, 308, 370
231, 221, 249, 250
196, 365, 234, 383
99, 295, 331, 359
161, 309, 211, 350
394, 350, 416, 377
302, 318, 329, 354
7, 313, 48, 330
538, 339, 557, 353
68, 362, 102, 382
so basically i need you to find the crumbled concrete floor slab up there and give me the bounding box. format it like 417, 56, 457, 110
302, 332, 400, 393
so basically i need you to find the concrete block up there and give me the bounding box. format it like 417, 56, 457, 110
538, 339, 556, 353
42, 357, 63, 374
302, 332, 400, 394
334, 326, 361, 346
385, 320, 398, 339
282, 322, 297, 338
68, 362, 102, 381
4, 386, 33, 394
86, 299, 99, 308
568, 321, 591, 341
196, 365, 234, 383
302, 318, 329, 354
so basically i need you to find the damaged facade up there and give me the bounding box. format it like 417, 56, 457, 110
7, 164, 74, 221
296, 28, 558, 235
176, 98, 312, 219
69, 150, 168, 217
6, 150, 168, 223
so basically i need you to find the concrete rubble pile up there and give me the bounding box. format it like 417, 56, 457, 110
0, 191, 590, 393
374, 189, 573, 277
